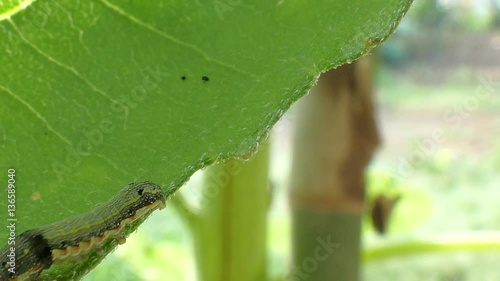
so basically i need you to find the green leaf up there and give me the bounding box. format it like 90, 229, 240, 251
0, 0, 413, 279
0, 0, 32, 20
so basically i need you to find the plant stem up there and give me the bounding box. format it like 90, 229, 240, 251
364, 232, 500, 262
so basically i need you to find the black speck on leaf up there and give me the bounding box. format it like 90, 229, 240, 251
202, 76, 209, 82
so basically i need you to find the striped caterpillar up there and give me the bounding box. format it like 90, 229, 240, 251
0, 181, 166, 281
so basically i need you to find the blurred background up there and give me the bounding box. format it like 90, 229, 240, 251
85, 1, 500, 280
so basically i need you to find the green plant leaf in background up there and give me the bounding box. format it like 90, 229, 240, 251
0, 0, 413, 279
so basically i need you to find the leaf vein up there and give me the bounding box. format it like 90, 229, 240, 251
0, 84, 72, 146
95, 153, 126, 175
97, 0, 258, 79
8, 19, 119, 105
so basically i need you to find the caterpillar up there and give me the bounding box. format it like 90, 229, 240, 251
0, 181, 166, 281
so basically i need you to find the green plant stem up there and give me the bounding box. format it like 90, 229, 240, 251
288, 57, 378, 281
363, 232, 500, 262
191, 140, 270, 281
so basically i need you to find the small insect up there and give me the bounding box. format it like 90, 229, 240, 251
0, 181, 166, 280
201, 76, 209, 82
181, 75, 186, 80
370, 194, 400, 235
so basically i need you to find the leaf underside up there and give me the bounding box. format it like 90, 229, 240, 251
0, 0, 413, 279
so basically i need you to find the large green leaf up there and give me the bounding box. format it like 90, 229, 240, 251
0, 0, 412, 279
